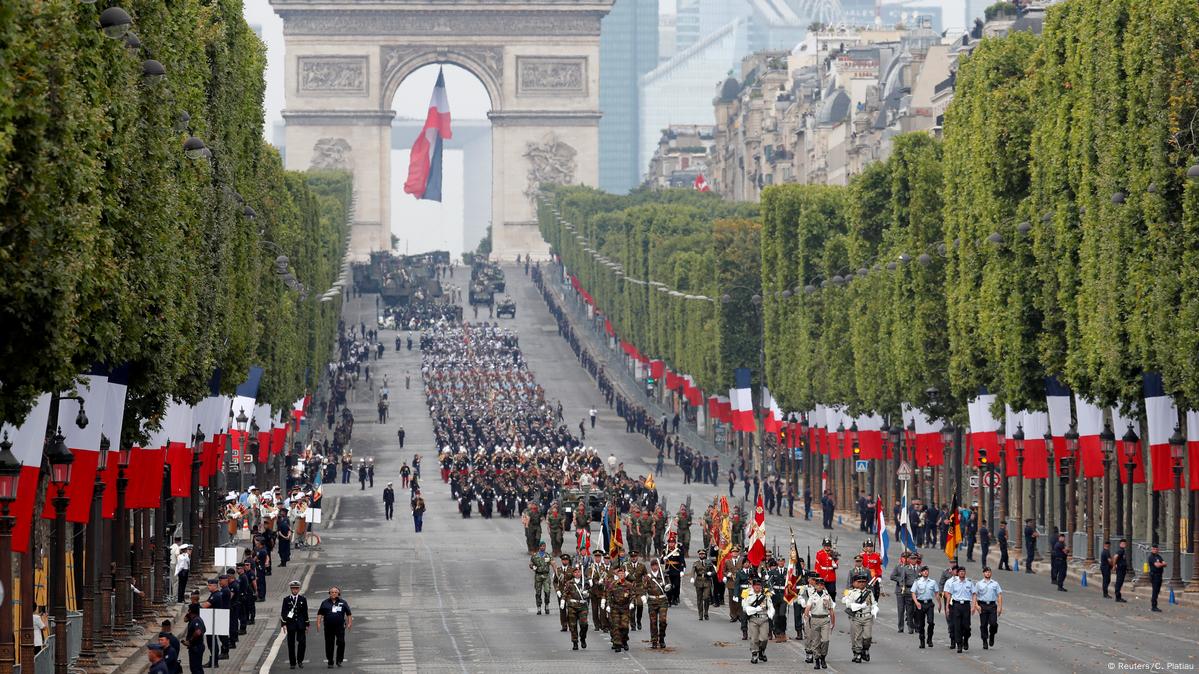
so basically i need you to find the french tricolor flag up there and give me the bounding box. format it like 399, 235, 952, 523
1075, 394, 1105, 478
761, 387, 783, 434
4, 393, 51, 553
1112, 403, 1145, 485
730, 368, 756, 433
42, 372, 109, 523
1143, 373, 1181, 491
404, 68, 452, 202
967, 391, 1000, 466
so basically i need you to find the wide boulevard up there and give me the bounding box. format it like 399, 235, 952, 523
261, 265, 1199, 673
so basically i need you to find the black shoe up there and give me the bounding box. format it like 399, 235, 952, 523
852, 655, 862, 663
919, 642, 926, 649
957, 647, 963, 653
863, 651, 869, 661
1103, 593, 1110, 598
623, 645, 629, 652
536, 609, 542, 615
983, 642, 988, 649
581, 639, 587, 649
1058, 587, 1067, 592
759, 652, 767, 663
908, 628, 915, 634
751, 653, 759, 664
572, 643, 578, 650
561, 627, 568, 632
742, 633, 748, 640
290, 666, 296, 670
729, 617, 738, 622
898, 628, 903, 633
963, 643, 969, 651
1115, 597, 1128, 603
1152, 607, 1163, 612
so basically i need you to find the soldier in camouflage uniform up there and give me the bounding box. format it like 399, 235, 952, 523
529, 542, 553, 615
525, 503, 542, 554
676, 505, 692, 558
638, 509, 653, 556
652, 507, 667, 557
605, 566, 635, 652
702, 503, 715, 550
644, 559, 671, 649
555, 554, 573, 631
624, 550, 648, 631
588, 550, 609, 632
723, 546, 743, 621
730, 506, 745, 550
574, 497, 590, 534
563, 566, 590, 650
689, 548, 715, 619
547, 502, 565, 557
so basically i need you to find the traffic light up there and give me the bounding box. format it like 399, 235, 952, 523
978, 447, 988, 466
853, 442, 861, 457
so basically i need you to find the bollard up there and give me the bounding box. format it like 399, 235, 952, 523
1080, 571, 1087, 587
837, 515, 842, 525
1169, 588, 1177, 605
1013, 559, 1018, 572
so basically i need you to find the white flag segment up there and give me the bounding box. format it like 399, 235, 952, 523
163, 400, 196, 445
5, 394, 51, 553
1188, 410, 1199, 444
253, 403, 273, 433
102, 377, 128, 449
1075, 396, 1104, 436
52, 374, 109, 523
1005, 404, 1020, 442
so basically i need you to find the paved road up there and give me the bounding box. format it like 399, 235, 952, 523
260, 265, 1199, 673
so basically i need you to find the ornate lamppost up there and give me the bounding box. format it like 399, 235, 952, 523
1168, 425, 1185, 591
46, 431, 75, 674
0, 434, 21, 674
1013, 424, 1024, 555
1100, 422, 1116, 543
1122, 423, 1138, 547
76, 435, 109, 669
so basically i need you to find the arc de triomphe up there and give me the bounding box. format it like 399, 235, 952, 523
270, 0, 612, 260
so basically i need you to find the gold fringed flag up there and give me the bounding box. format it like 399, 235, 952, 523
944, 492, 962, 561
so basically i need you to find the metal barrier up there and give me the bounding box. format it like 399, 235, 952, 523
66, 610, 82, 662
34, 634, 54, 674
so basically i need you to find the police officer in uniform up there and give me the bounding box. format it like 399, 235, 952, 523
182, 604, 206, 674
943, 566, 976, 653
281, 580, 310, 669
1147, 543, 1166, 612
201, 577, 228, 661
147, 642, 171, 674
689, 548, 715, 620
1113, 538, 1130, 602
975, 566, 1003, 648
910, 565, 939, 648
316, 587, 352, 668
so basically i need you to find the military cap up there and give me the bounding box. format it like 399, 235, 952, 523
289, 580, 302, 588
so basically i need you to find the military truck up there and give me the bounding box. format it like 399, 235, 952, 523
495, 296, 516, 318
469, 280, 494, 306
561, 487, 605, 528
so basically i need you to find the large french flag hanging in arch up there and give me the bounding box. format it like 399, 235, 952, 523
404, 68, 452, 201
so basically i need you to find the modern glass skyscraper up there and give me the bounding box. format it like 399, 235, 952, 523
599, 0, 660, 194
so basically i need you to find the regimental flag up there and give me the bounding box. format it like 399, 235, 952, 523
644, 474, 655, 490
5, 394, 51, 553
783, 532, 802, 604
404, 68, 452, 201
944, 492, 962, 561
693, 173, 711, 192
576, 527, 591, 556
731, 368, 756, 433
1144, 372, 1182, 490
875, 496, 890, 569
898, 482, 916, 552
747, 495, 766, 567
715, 497, 734, 572
602, 505, 623, 556
42, 372, 109, 522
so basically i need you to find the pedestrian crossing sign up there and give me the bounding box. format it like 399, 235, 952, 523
855, 460, 868, 473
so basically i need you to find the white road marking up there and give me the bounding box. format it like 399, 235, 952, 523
257, 562, 317, 674
419, 534, 469, 673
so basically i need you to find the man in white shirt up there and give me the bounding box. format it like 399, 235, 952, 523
175, 545, 192, 603
169, 535, 182, 602
742, 577, 775, 664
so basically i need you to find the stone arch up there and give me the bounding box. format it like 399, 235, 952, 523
379, 47, 504, 113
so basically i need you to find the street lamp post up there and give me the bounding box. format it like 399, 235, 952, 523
940, 422, 955, 503
1100, 422, 1116, 544
0, 434, 21, 674
46, 430, 74, 674
850, 421, 861, 501
1013, 425, 1024, 555
1122, 424, 1138, 547
1168, 426, 1185, 591
76, 435, 109, 669
191, 425, 204, 548
1065, 424, 1084, 563
1046, 431, 1056, 540
113, 446, 132, 638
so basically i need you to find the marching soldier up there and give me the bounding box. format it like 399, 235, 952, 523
529, 542, 553, 615
796, 572, 818, 662
280, 580, 309, 669
547, 502, 565, 556
723, 546, 743, 622
804, 576, 835, 670
889, 550, 919, 634
815, 538, 839, 596
604, 566, 634, 652
644, 559, 670, 649
910, 565, 939, 648
652, 506, 667, 557
975, 566, 1003, 649
861, 539, 882, 600
943, 566, 977, 653
677, 505, 692, 558
625, 550, 648, 631
689, 548, 715, 620
524, 503, 542, 554
662, 535, 684, 605
588, 550, 609, 632
743, 577, 775, 663
766, 557, 789, 641
733, 557, 758, 640
562, 566, 590, 650
555, 554, 573, 632
843, 571, 877, 663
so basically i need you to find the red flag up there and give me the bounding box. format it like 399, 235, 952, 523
693, 174, 711, 192
747, 495, 766, 567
